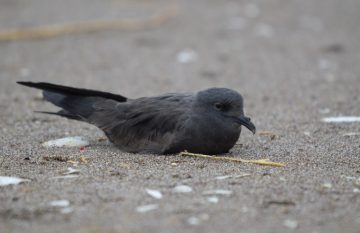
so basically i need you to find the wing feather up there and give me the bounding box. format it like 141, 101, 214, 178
88, 94, 192, 153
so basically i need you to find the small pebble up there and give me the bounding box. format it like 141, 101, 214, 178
303, 131, 311, 137
215, 174, 250, 180
60, 207, 74, 214
49, 200, 70, 207
173, 185, 193, 193
202, 189, 233, 196
262, 169, 275, 176
318, 59, 333, 70
207, 196, 219, 204
343, 132, 360, 137
33, 92, 43, 101
19, 68, 30, 77
42, 136, 89, 148
63, 168, 80, 175
0, 176, 29, 186
176, 49, 198, 63
322, 116, 360, 123
136, 204, 158, 213
215, 175, 233, 180
187, 214, 209, 226
319, 108, 330, 114
283, 219, 298, 229
52, 175, 79, 179
187, 217, 201, 225
322, 182, 332, 189
145, 189, 163, 199
343, 176, 356, 181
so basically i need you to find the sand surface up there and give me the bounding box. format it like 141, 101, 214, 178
1, 0, 360, 232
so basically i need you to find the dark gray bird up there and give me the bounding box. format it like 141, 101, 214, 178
17, 82, 256, 154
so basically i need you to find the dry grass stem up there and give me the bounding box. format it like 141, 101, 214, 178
0, 5, 178, 41
180, 151, 285, 167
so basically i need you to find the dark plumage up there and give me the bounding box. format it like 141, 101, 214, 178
17, 82, 256, 154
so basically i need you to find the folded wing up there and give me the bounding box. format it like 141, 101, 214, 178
89, 94, 192, 153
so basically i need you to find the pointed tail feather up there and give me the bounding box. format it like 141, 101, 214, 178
17, 81, 124, 121
17, 82, 127, 102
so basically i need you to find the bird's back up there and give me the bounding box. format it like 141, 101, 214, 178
97, 93, 193, 154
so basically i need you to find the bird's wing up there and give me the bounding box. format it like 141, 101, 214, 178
88, 94, 193, 153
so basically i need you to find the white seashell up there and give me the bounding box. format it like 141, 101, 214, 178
136, 204, 159, 213
207, 196, 219, 204
322, 116, 360, 123
202, 189, 233, 196
283, 219, 298, 229
0, 176, 29, 186
145, 189, 163, 199
42, 136, 89, 147
176, 49, 198, 64
172, 185, 193, 193
49, 200, 70, 207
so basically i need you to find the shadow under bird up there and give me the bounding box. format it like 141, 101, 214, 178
17, 82, 256, 154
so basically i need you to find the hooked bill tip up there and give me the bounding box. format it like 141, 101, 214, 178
236, 116, 256, 134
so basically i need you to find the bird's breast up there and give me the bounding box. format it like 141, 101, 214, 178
170, 117, 241, 154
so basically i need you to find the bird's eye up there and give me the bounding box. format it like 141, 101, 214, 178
214, 103, 224, 111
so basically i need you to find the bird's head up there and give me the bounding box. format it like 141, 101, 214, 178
195, 88, 256, 134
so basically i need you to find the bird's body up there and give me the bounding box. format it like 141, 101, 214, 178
17, 82, 256, 154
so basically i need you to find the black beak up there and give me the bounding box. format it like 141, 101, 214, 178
236, 116, 256, 134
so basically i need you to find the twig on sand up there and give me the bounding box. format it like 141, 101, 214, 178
179, 151, 285, 167
0, 5, 178, 41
